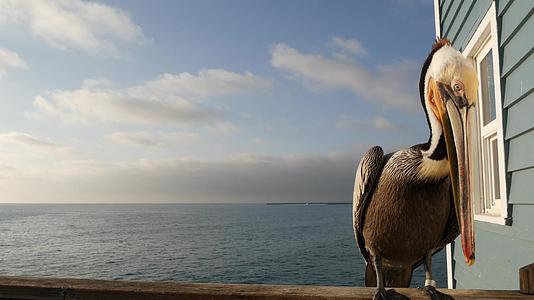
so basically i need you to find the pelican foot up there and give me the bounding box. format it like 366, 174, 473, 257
373, 288, 410, 300
424, 286, 454, 300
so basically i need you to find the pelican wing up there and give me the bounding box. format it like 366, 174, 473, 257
411, 181, 460, 271
438, 186, 460, 247
353, 146, 387, 262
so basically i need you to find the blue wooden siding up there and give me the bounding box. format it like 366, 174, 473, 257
452, 206, 534, 289
438, 0, 534, 289
508, 129, 534, 171
509, 167, 534, 204
505, 92, 534, 139
502, 52, 534, 107
439, 0, 492, 51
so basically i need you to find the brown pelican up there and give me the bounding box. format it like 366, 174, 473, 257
353, 39, 477, 300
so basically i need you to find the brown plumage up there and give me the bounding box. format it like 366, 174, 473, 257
353, 146, 458, 287
432, 38, 451, 51
352, 39, 463, 291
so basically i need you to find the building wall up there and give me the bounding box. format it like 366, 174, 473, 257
438, 0, 534, 289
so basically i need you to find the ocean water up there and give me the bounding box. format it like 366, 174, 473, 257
0, 204, 447, 287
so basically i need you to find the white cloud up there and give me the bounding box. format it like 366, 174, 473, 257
0, 0, 145, 56
107, 131, 199, 147
81, 78, 115, 89
0, 47, 27, 77
0, 131, 75, 157
336, 115, 394, 130
271, 43, 419, 112
130, 69, 272, 101
332, 37, 367, 56
29, 69, 271, 126
31, 91, 222, 125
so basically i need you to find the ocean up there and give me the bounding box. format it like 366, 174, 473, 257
0, 204, 447, 287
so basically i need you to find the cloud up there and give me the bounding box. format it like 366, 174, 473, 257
208, 121, 240, 135
81, 78, 115, 89
130, 69, 272, 101
0, 47, 27, 77
332, 37, 367, 56
0, 131, 75, 156
107, 132, 159, 147
29, 69, 271, 126
336, 115, 394, 130
0, 0, 145, 57
30, 91, 223, 126
107, 131, 199, 147
372, 116, 394, 130
0, 152, 363, 203
271, 43, 419, 112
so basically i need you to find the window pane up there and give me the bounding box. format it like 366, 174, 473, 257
483, 137, 493, 210
479, 49, 496, 126
491, 137, 501, 200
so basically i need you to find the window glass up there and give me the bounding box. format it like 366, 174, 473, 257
483, 136, 494, 210
479, 49, 496, 125
491, 137, 500, 200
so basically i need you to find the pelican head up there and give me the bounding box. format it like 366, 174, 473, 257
421, 39, 478, 266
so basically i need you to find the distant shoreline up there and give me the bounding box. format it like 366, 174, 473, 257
266, 202, 351, 205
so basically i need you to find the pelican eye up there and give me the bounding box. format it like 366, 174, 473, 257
452, 81, 464, 92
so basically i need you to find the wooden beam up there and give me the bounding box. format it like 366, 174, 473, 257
521, 263, 534, 295
0, 277, 532, 300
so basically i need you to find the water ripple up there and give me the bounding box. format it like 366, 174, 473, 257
0, 204, 447, 287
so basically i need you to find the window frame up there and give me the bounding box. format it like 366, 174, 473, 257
462, 2, 509, 226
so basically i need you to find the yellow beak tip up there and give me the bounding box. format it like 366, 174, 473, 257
466, 258, 475, 266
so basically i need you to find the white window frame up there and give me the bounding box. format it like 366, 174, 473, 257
462, 2, 508, 226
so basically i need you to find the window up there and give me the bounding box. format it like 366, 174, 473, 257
462, 3, 508, 225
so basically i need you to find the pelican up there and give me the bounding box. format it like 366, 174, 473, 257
353, 39, 477, 300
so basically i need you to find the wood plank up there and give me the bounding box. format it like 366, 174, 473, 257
497, 0, 513, 17
447, 0, 475, 47
442, 0, 462, 38
0, 276, 530, 300
440, 0, 452, 12
502, 53, 534, 108
440, 0, 455, 26
508, 205, 534, 242
509, 167, 534, 204
501, 10, 534, 76
505, 92, 534, 140
456, 0, 492, 51
500, 1, 534, 46
520, 263, 534, 294
507, 129, 534, 172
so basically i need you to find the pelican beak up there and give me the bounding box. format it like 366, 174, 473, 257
430, 79, 475, 266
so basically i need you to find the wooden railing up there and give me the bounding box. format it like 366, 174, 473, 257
0, 276, 533, 300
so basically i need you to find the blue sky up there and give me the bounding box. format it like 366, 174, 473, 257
0, 0, 436, 203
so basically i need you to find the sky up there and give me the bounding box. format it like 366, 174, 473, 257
0, 0, 436, 203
